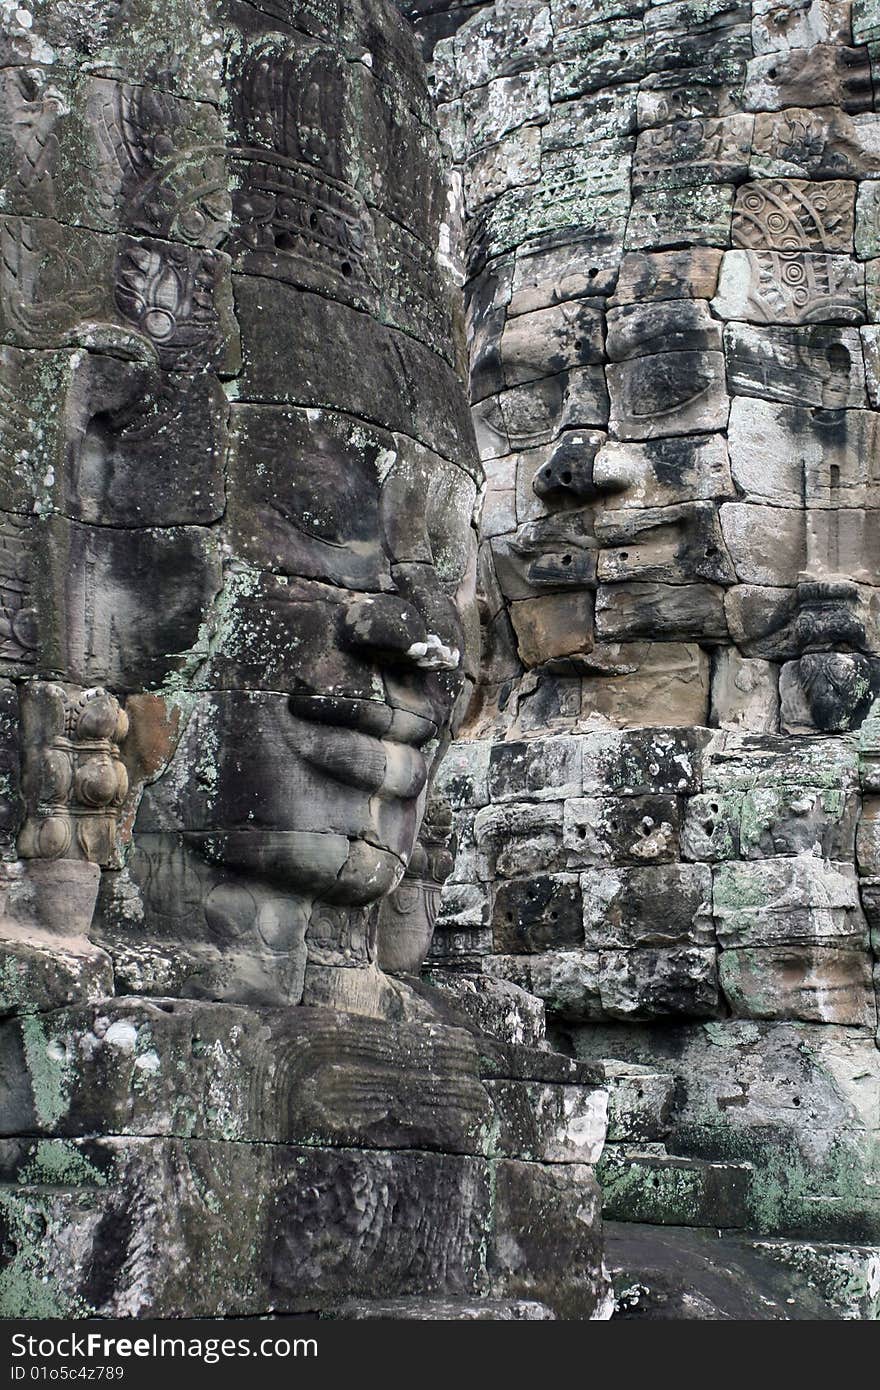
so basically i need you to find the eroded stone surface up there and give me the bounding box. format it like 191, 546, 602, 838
8, 0, 880, 1327
0, 0, 613, 1324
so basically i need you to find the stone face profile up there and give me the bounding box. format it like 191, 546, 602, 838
0, 0, 484, 1018
418, 0, 880, 741
413, 0, 880, 1317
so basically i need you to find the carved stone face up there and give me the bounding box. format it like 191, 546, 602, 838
161, 407, 478, 906
0, 1, 480, 1006
446, 8, 880, 737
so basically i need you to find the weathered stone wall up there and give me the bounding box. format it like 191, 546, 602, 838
412, 0, 880, 1314
432, 727, 880, 1246
4, 0, 880, 1321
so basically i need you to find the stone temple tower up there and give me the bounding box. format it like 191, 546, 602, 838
409, 0, 880, 1316
1, 0, 879, 1320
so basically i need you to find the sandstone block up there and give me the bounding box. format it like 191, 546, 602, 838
682, 791, 743, 862
720, 502, 806, 586
427, 972, 546, 1050
475, 801, 565, 879
483, 949, 602, 1022
587, 726, 708, 797
636, 70, 747, 130
861, 322, 880, 404
710, 650, 780, 732
488, 736, 583, 804
582, 862, 714, 950
484, 1080, 607, 1165
451, 3, 553, 91
477, 179, 630, 268
599, 1145, 753, 1227
643, 0, 753, 76
488, 1159, 608, 1319
723, 323, 866, 407
436, 742, 491, 813
856, 177, 880, 256
743, 45, 873, 114
463, 125, 541, 212
607, 350, 730, 439
625, 185, 735, 251
603, 1062, 676, 1143
732, 179, 856, 252
461, 69, 550, 151
701, 730, 859, 792
563, 795, 682, 866
751, 108, 880, 179
738, 786, 859, 860
609, 248, 724, 305
499, 300, 605, 387
509, 591, 597, 666
605, 300, 723, 361
632, 114, 753, 192
493, 874, 584, 954
579, 643, 711, 729
720, 945, 874, 1024
594, 436, 734, 508
752, 0, 856, 55
713, 854, 867, 947
712, 249, 865, 323
508, 233, 623, 316
542, 88, 638, 150
598, 946, 721, 1020
596, 502, 735, 587
596, 580, 729, 643
550, 20, 646, 101
727, 396, 880, 508
856, 795, 880, 873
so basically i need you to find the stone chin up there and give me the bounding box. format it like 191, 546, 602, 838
192, 814, 416, 907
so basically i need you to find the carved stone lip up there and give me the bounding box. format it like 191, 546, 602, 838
291, 717, 429, 800
287, 692, 438, 748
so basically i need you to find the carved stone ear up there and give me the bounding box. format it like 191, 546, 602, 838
17, 681, 128, 867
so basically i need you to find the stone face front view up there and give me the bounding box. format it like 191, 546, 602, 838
0, 0, 610, 1321
421, 0, 880, 741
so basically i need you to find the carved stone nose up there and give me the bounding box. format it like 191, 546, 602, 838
340, 594, 427, 662
342, 597, 460, 672
532, 432, 607, 501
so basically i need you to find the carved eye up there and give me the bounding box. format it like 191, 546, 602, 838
277, 478, 350, 544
